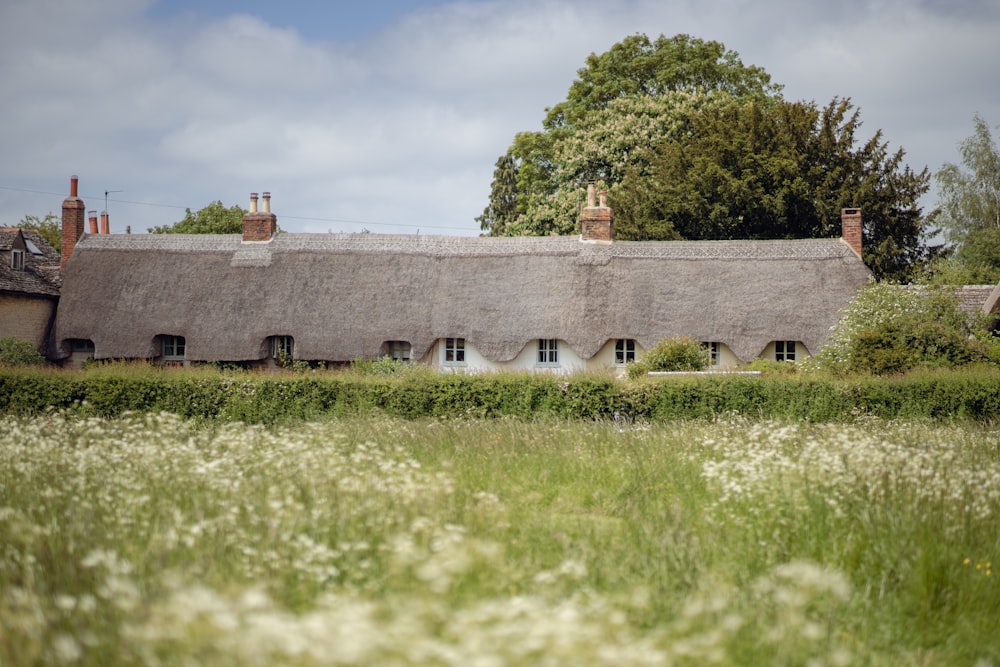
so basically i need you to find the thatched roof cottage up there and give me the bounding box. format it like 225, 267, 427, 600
53, 178, 873, 372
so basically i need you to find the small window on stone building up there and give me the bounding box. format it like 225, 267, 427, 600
11, 249, 24, 271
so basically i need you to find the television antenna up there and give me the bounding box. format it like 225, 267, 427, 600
104, 189, 122, 216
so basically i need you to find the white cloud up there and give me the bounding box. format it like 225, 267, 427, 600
1, 0, 998, 234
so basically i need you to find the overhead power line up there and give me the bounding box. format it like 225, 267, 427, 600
0, 184, 476, 232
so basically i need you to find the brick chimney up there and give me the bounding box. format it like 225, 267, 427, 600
61, 175, 86, 267
579, 184, 613, 242
841, 208, 862, 258
242, 191, 277, 242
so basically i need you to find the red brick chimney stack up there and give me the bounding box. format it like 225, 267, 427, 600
100, 211, 110, 235
841, 208, 863, 258
61, 175, 86, 267
579, 183, 613, 242
88, 211, 99, 235
242, 191, 277, 242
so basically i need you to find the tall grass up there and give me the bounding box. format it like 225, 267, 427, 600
1, 413, 998, 665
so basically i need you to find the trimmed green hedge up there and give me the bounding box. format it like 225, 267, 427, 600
3, 366, 1000, 424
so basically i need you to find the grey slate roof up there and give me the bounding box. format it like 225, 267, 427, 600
52, 232, 873, 363
0, 228, 61, 298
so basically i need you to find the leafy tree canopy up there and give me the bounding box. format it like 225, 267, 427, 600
481, 33, 781, 238
935, 114, 1000, 242
613, 97, 940, 280
148, 201, 247, 234
480, 33, 939, 281
543, 33, 781, 130
931, 115, 1000, 283
16, 213, 61, 252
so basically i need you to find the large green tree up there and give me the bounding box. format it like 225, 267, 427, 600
933, 115, 1000, 282
480, 32, 940, 280
479, 34, 781, 237
476, 154, 519, 235
613, 97, 940, 280
148, 201, 247, 234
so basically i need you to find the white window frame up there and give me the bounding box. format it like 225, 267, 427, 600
11, 249, 24, 271
615, 339, 636, 365
443, 337, 465, 365
775, 340, 796, 362
537, 338, 559, 366
270, 335, 294, 359
161, 335, 186, 361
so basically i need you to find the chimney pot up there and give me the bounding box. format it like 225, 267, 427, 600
100, 211, 110, 235
242, 192, 277, 242
580, 187, 613, 243
841, 208, 863, 258
61, 176, 86, 267
88, 211, 98, 235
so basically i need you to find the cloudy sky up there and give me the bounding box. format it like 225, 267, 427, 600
1, 0, 998, 236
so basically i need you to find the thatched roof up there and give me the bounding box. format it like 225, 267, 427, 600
53, 232, 871, 363
0, 228, 61, 298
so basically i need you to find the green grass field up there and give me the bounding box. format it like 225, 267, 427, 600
2, 412, 998, 665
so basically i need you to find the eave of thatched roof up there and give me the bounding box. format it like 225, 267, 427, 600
53, 233, 872, 362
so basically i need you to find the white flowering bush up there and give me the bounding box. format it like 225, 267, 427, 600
809, 282, 986, 374
1, 412, 998, 665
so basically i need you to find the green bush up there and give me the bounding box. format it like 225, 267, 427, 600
0, 337, 45, 367
811, 282, 990, 375
627, 336, 710, 378
848, 313, 983, 375
4, 365, 1000, 423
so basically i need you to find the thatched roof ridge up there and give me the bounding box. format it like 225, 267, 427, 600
53, 232, 871, 363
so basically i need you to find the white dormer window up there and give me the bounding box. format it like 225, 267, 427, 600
443, 338, 465, 365
775, 341, 796, 362
703, 341, 721, 365
615, 339, 636, 364
537, 339, 559, 365
11, 249, 24, 271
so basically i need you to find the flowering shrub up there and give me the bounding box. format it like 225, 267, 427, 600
810, 282, 988, 374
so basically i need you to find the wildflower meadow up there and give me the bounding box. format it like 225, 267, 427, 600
1, 412, 998, 665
